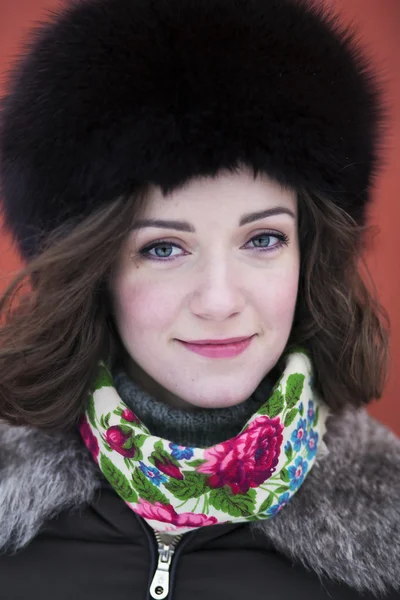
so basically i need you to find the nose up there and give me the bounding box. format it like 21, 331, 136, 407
189, 255, 246, 321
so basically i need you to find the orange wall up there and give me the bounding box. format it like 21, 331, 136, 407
1, 0, 399, 435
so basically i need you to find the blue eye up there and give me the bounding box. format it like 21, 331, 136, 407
246, 231, 289, 251
139, 230, 290, 262
140, 241, 184, 260
150, 243, 173, 258
251, 234, 273, 247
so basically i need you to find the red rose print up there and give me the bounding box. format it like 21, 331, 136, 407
121, 408, 140, 424
176, 511, 219, 528
79, 415, 99, 462
198, 416, 284, 494
105, 425, 136, 458
135, 499, 218, 527
153, 456, 184, 480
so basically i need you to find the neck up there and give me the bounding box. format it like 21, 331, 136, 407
119, 356, 200, 411
112, 364, 276, 447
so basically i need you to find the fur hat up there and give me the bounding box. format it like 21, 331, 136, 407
0, 0, 386, 263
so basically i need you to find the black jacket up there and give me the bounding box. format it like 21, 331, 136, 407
0, 409, 399, 600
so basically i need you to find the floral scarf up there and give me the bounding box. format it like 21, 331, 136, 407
79, 350, 330, 534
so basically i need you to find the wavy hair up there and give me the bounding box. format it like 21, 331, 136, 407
0, 177, 390, 429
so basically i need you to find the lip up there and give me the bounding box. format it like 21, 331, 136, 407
177, 335, 255, 359
182, 336, 252, 345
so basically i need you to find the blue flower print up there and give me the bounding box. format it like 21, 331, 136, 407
139, 461, 167, 487
298, 402, 304, 416
169, 443, 194, 460
306, 430, 319, 460
307, 400, 315, 425
290, 418, 308, 452
267, 492, 290, 516
288, 456, 309, 490
284, 441, 293, 460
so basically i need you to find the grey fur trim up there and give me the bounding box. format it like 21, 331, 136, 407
251, 409, 400, 595
0, 410, 399, 595
0, 424, 100, 552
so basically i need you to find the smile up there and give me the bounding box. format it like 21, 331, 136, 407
177, 336, 255, 359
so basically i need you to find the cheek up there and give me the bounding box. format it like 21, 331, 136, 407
113, 277, 181, 333
256, 265, 299, 324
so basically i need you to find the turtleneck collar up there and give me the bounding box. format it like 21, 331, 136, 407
112, 366, 275, 448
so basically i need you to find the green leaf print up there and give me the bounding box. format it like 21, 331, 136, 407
122, 443, 142, 462
119, 424, 135, 435
274, 485, 289, 494
285, 373, 305, 409
287, 346, 311, 360
164, 471, 208, 501
209, 487, 256, 517
100, 414, 112, 430
154, 440, 164, 453
313, 405, 319, 428
122, 436, 135, 450
284, 408, 298, 427
100, 454, 138, 502
124, 457, 135, 470
258, 493, 274, 514
186, 459, 207, 468
258, 389, 285, 418
94, 363, 114, 390
284, 442, 293, 461
150, 449, 180, 468
134, 434, 147, 448
87, 394, 97, 428
133, 447, 143, 462
280, 468, 290, 483
132, 468, 169, 505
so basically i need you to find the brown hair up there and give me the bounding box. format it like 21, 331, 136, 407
0, 180, 390, 429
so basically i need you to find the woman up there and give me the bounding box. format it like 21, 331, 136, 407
0, 0, 398, 598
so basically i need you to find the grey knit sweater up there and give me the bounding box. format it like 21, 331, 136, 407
112, 366, 274, 447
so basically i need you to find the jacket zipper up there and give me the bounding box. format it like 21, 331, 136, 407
149, 531, 184, 599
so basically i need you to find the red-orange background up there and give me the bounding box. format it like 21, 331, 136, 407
0, 0, 399, 435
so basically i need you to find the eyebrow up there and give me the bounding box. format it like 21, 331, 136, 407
239, 207, 296, 225
132, 207, 295, 232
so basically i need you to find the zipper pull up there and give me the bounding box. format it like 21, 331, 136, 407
149, 542, 175, 599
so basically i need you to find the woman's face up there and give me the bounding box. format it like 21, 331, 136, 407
109, 166, 300, 410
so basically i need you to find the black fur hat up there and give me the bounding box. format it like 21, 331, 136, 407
0, 0, 386, 263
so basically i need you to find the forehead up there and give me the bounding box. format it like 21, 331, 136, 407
142, 168, 297, 218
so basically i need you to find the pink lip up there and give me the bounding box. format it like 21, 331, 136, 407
178, 335, 254, 358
